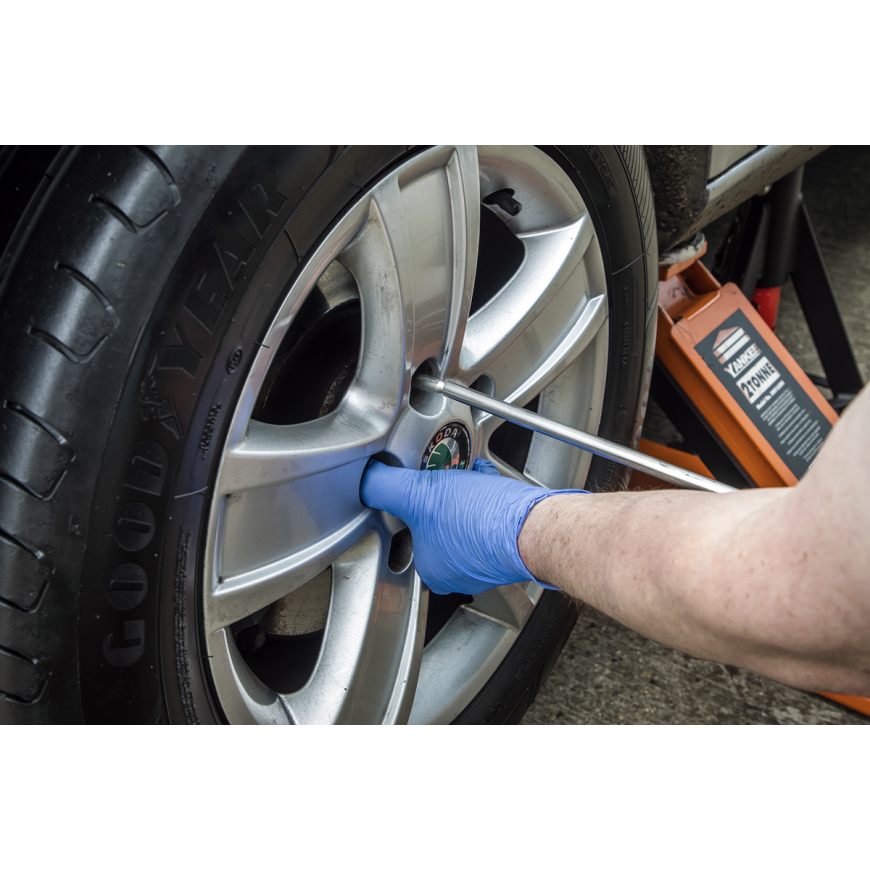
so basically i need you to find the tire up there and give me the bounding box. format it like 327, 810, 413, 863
0, 145, 655, 724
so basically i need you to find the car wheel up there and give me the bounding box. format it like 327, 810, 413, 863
0, 145, 655, 723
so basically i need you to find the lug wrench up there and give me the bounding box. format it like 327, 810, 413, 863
412, 374, 737, 494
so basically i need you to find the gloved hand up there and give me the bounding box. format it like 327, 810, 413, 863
360, 458, 586, 595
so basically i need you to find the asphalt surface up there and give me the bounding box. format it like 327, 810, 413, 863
522, 146, 870, 725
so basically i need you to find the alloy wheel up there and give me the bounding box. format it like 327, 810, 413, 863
202, 145, 610, 723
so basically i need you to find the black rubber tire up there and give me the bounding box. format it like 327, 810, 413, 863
0, 146, 655, 724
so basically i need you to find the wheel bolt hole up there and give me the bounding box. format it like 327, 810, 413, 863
361, 452, 404, 510
409, 358, 444, 416
470, 374, 495, 396
370, 451, 404, 469
470, 374, 495, 424
388, 528, 414, 573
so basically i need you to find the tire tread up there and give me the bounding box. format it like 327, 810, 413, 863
0, 146, 193, 721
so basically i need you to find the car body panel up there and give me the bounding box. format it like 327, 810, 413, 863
645, 145, 829, 251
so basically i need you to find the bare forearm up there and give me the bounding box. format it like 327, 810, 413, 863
518, 484, 870, 694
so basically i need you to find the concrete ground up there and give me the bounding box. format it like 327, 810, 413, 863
523, 146, 870, 725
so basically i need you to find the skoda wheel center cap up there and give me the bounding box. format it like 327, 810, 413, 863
421, 422, 471, 471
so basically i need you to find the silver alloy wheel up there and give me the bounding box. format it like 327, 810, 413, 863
202, 145, 610, 724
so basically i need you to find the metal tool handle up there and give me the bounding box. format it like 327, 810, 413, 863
413, 375, 737, 494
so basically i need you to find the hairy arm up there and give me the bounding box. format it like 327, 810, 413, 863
518, 386, 870, 695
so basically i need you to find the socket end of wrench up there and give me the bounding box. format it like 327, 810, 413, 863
412, 373, 445, 394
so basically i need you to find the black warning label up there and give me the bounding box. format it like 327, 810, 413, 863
695, 309, 832, 479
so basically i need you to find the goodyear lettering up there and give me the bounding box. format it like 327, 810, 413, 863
124, 441, 168, 496
184, 270, 228, 333
114, 502, 156, 552
104, 168, 289, 675
184, 174, 285, 336
139, 355, 183, 438
106, 563, 148, 611
238, 171, 288, 237
103, 619, 146, 667
214, 226, 255, 289
158, 322, 202, 378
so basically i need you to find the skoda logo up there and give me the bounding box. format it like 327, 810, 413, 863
421, 423, 471, 471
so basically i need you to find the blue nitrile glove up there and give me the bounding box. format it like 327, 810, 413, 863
360, 458, 586, 595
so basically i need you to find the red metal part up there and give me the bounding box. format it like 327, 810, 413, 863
752, 285, 782, 330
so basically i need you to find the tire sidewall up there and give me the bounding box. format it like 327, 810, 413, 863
549, 146, 656, 490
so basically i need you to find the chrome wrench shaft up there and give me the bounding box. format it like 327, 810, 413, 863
413, 375, 737, 494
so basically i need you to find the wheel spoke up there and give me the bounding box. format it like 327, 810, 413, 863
460, 214, 601, 393
463, 584, 534, 630
477, 450, 540, 484
523, 339, 610, 489
408, 606, 521, 725
208, 629, 294, 724
478, 328, 610, 487
440, 146, 481, 376
338, 145, 480, 379
473, 287, 606, 420
218, 413, 388, 497
205, 508, 374, 634
282, 531, 428, 724
406, 587, 537, 725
